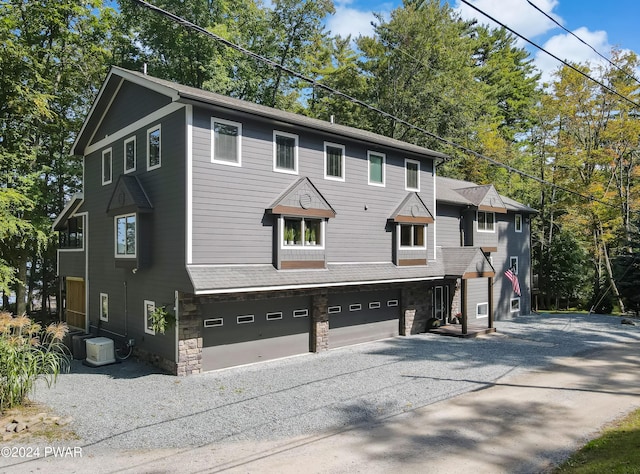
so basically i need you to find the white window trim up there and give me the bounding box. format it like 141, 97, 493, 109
266, 311, 283, 321
476, 302, 489, 318
144, 300, 156, 335
387, 300, 399, 307
515, 213, 523, 233
211, 117, 242, 167
328, 305, 341, 314
237, 314, 255, 324
100, 293, 109, 322
124, 136, 136, 174
405, 158, 420, 191
204, 318, 223, 328
369, 302, 381, 309
510, 297, 521, 312
293, 309, 308, 318
367, 151, 386, 187
477, 211, 496, 233
147, 125, 161, 171
114, 213, 137, 259
102, 148, 112, 185
273, 130, 298, 174
509, 256, 519, 275
397, 223, 427, 250
279, 217, 325, 250
324, 141, 345, 182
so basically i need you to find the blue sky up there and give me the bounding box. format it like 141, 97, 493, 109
326, 0, 640, 82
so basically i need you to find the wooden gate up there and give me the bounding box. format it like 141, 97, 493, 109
65, 278, 86, 330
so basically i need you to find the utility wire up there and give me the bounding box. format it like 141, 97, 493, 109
130, 0, 624, 213
458, 0, 640, 110
525, 0, 640, 88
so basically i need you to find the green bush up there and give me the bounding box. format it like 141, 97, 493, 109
0, 312, 71, 411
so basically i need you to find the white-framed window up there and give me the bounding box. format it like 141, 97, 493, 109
273, 130, 298, 174
477, 211, 495, 232
204, 318, 223, 328
324, 142, 345, 181
405, 158, 420, 191
281, 217, 323, 248
510, 297, 520, 312
476, 302, 489, 318
266, 312, 283, 321
212, 117, 242, 166
509, 256, 519, 274
115, 213, 136, 258
237, 315, 254, 324
124, 136, 136, 173
147, 125, 161, 170
102, 148, 112, 185
515, 214, 523, 232
369, 302, 381, 309
59, 215, 84, 250
144, 300, 156, 335
100, 293, 109, 322
328, 306, 341, 314
368, 151, 385, 186
293, 309, 308, 318
399, 224, 426, 248
387, 300, 399, 307
349, 304, 362, 312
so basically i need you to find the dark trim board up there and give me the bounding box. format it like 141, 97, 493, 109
281, 261, 326, 270
398, 259, 427, 266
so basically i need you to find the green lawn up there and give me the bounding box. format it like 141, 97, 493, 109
554, 408, 640, 473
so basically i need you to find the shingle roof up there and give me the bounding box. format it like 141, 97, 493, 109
436, 176, 536, 213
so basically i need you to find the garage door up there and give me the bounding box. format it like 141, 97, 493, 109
202, 296, 310, 371
328, 289, 400, 348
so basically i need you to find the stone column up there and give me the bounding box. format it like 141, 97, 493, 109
311, 291, 329, 352
176, 295, 203, 376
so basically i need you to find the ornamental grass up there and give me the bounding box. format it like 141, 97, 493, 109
0, 311, 71, 411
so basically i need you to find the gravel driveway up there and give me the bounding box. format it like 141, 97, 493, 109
28, 313, 640, 453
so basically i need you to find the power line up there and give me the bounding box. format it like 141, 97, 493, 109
130, 0, 625, 213
458, 0, 640, 110
525, 0, 640, 88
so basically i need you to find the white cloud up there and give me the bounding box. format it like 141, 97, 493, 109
535, 27, 610, 84
325, 5, 378, 40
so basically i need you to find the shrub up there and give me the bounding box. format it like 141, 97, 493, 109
0, 312, 71, 411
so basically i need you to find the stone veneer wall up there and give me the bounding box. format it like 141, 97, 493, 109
400, 282, 433, 335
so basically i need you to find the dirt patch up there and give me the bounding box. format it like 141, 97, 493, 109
1, 402, 78, 443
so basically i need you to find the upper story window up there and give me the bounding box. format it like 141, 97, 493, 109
59, 215, 84, 249
115, 213, 136, 258
405, 159, 420, 191
515, 214, 523, 232
102, 148, 112, 185
368, 151, 385, 186
477, 211, 495, 232
273, 131, 298, 174
124, 136, 136, 174
212, 117, 242, 166
147, 125, 161, 171
324, 142, 345, 181
509, 256, 519, 274
399, 224, 426, 248
282, 217, 323, 248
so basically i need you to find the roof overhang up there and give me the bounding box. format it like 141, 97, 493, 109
52, 193, 84, 231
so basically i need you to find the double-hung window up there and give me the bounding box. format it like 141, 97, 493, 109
124, 136, 136, 173
273, 131, 298, 174
102, 148, 112, 185
324, 142, 345, 181
399, 224, 426, 248
477, 211, 495, 232
368, 151, 385, 186
282, 217, 323, 248
147, 125, 161, 170
115, 213, 136, 258
212, 118, 242, 166
405, 159, 420, 191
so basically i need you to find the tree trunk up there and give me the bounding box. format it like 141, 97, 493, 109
16, 259, 27, 315
600, 234, 625, 314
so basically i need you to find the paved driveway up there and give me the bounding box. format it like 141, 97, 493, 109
2, 313, 639, 473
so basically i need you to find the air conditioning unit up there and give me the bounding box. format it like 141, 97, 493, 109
85, 337, 116, 367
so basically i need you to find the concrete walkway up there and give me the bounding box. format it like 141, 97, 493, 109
5, 341, 639, 473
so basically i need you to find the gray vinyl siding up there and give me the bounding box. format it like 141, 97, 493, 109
83, 107, 189, 362
58, 250, 85, 278
91, 81, 172, 145
435, 204, 462, 247
465, 278, 489, 321
191, 107, 436, 265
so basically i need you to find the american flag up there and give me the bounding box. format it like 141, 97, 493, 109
504, 268, 521, 296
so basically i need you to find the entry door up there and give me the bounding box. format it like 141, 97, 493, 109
65, 278, 86, 330
433, 286, 449, 323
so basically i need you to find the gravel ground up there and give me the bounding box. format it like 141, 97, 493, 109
29, 313, 640, 452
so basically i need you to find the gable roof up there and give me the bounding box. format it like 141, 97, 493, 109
73, 66, 450, 162
436, 176, 536, 213
106, 175, 153, 216
267, 177, 336, 218
389, 193, 434, 224
442, 247, 495, 279
52, 193, 84, 231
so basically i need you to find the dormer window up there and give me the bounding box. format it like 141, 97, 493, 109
477, 211, 495, 232
399, 224, 426, 248
282, 217, 323, 248
115, 213, 136, 258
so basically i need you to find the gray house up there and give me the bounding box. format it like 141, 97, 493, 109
54, 66, 535, 375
